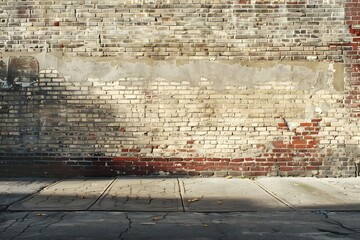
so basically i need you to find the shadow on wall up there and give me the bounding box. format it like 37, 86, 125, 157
0, 57, 114, 169
0, 56, 119, 154
0, 57, 39, 89
0, 56, 124, 177
0, 56, 357, 178
0, 57, 41, 156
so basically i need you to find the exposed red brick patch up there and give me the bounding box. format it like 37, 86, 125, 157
345, 0, 360, 117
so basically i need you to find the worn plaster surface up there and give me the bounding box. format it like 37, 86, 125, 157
34, 54, 344, 91
0, 53, 344, 91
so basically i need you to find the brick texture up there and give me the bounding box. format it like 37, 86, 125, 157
0, 0, 347, 60
0, 0, 359, 177
345, 0, 360, 117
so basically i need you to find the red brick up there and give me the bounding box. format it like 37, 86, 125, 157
259, 162, 275, 166
113, 157, 138, 161
231, 158, 245, 162
292, 140, 306, 145
273, 149, 292, 153
300, 122, 312, 127
311, 119, 322, 123
279, 166, 295, 171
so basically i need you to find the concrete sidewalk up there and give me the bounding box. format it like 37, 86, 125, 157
1, 177, 360, 212
1, 177, 360, 240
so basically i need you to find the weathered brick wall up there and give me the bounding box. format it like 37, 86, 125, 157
345, 0, 360, 117
0, 0, 359, 177
1, 0, 347, 60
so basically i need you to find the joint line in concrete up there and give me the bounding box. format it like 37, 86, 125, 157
176, 178, 185, 212
87, 178, 117, 210
253, 179, 296, 211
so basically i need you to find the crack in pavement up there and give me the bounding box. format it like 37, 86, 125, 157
158, 213, 168, 221
118, 213, 132, 240
63, 195, 76, 206
147, 194, 153, 205
3, 213, 29, 233
39, 213, 67, 233
9, 213, 30, 240
123, 195, 130, 205
11, 212, 61, 236
6, 180, 59, 209
4, 213, 79, 239
122, 186, 133, 205
91, 179, 181, 210
323, 218, 360, 234
23, 180, 108, 209
317, 228, 351, 236
2, 219, 18, 233
314, 211, 360, 236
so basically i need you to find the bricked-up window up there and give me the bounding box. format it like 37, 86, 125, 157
0, 56, 39, 89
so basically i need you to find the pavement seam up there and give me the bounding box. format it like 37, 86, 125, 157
176, 178, 186, 212
87, 178, 117, 211
253, 179, 297, 211
36, 179, 61, 191
5, 179, 60, 212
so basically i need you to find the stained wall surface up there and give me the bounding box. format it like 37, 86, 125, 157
0, 0, 359, 177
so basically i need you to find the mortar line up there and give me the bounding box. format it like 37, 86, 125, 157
253, 179, 297, 212
176, 178, 185, 212
87, 178, 117, 210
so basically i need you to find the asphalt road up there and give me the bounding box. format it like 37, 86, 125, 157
1, 211, 360, 240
